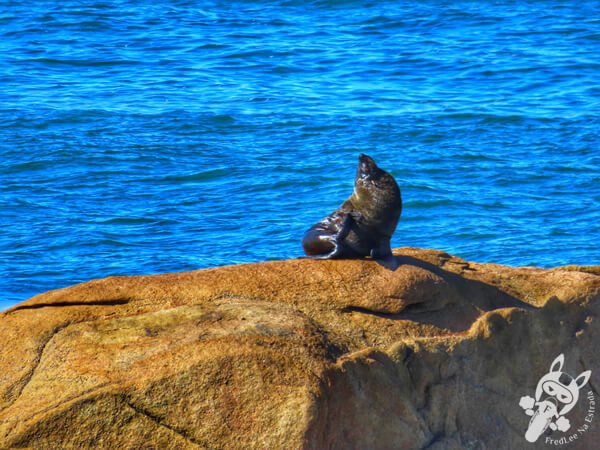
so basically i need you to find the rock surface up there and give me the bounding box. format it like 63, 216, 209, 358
1, 248, 598, 449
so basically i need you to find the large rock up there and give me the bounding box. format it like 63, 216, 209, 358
1, 248, 598, 449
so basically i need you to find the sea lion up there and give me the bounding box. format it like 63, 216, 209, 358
302, 154, 402, 259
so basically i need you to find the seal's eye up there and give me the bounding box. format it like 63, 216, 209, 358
558, 393, 570, 403
544, 384, 556, 395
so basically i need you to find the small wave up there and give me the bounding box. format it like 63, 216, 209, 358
405, 199, 455, 208
193, 43, 230, 51
6, 160, 54, 172
95, 239, 140, 247
16, 58, 140, 67
436, 112, 539, 125
159, 168, 232, 184
223, 49, 294, 59
455, 153, 503, 162
210, 114, 236, 123
95, 217, 176, 225
353, 15, 407, 30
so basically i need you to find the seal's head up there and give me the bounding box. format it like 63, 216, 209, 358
356, 153, 380, 183
352, 153, 402, 235
354, 154, 400, 202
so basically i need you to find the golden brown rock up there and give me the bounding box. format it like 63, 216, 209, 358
1, 248, 598, 449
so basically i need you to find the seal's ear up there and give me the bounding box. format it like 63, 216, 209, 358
550, 354, 564, 373
575, 370, 592, 389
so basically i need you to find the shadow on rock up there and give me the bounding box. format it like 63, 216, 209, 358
351, 255, 536, 332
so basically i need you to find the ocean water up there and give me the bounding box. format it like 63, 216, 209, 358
1, 1, 599, 309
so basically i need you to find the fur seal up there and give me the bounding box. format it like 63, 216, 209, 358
302, 154, 402, 259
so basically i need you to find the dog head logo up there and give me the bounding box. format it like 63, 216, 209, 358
519, 354, 592, 443
536, 354, 590, 416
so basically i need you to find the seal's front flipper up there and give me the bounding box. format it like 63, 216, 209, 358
349, 210, 363, 224
323, 214, 357, 258
370, 241, 400, 270
336, 213, 354, 241
375, 255, 400, 270
370, 240, 392, 260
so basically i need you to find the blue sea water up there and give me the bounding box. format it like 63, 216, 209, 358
1, 1, 599, 309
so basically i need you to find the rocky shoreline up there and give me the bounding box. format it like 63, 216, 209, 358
1, 248, 598, 449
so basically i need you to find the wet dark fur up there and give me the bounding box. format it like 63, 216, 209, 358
302, 154, 402, 259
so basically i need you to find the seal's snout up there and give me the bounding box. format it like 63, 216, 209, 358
358, 153, 373, 164
358, 153, 378, 177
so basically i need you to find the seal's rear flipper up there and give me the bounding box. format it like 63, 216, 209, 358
302, 213, 356, 259
306, 241, 350, 259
